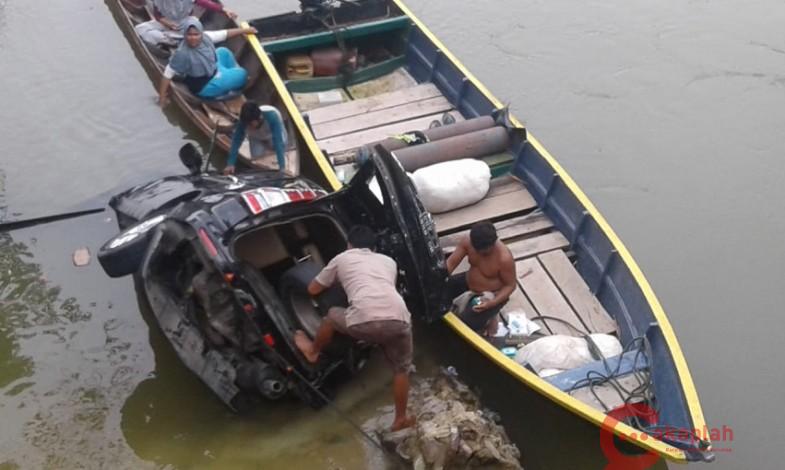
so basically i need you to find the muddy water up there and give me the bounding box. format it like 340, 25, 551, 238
1, 0, 783, 468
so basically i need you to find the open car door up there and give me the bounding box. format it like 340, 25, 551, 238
321, 145, 449, 322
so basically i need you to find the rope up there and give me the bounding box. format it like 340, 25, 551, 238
231, 283, 392, 456
519, 313, 657, 430
264, 345, 392, 455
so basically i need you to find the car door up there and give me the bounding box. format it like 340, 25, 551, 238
320, 144, 449, 322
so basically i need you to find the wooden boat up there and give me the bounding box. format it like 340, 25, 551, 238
232, 0, 712, 462
109, 0, 302, 175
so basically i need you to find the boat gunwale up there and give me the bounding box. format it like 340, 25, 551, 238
243, 0, 708, 461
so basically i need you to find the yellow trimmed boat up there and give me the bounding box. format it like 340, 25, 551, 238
229, 0, 709, 462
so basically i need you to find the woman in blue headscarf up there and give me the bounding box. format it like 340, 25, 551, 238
158, 18, 256, 105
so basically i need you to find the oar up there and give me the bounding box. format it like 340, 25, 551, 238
0, 207, 105, 232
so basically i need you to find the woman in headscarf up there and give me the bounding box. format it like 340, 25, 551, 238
135, 0, 237, 47
158, 18, 256, 104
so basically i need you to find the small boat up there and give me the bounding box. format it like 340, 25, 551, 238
110, 0, 302, 175
237, 0, 712, 462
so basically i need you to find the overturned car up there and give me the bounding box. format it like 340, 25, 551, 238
98, 145, 447, 410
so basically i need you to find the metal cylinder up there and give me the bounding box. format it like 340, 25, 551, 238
379, 115, 496, 152
392, 126, 510, 172
259, 377, 286, 400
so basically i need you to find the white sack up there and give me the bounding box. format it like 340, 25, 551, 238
410, 159, 491, 214
514, 334, 622, 375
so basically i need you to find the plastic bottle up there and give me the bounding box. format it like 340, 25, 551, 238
470, 291, 496, 308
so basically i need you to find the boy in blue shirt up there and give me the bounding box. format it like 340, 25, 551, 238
224, 101, 287, 175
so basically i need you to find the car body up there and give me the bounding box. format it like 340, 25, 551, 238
98, 145, 448, 409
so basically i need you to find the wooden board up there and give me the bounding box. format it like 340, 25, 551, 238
305, 83, 442, 125
439, 212, 554, 251
516, 258, 589, 337
346, 67, 419, 99
502, 287, 548, 333
433, 182, 537, 234
538, 250, 618, 334
506, 232, 569, 260
201, 104, 234, 130
503, 287, 538, 318
318, 111, 465, 155
249, 148, 299, 175
569, 375, 644, 412
312, 96, 454, 140
293, 88, 351, 112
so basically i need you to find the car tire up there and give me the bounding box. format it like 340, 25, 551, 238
98, 215, 166, 278
279, 261, 347, 333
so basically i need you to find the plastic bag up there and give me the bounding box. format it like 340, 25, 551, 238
514, 334, 622, 375
410, 159, 491, 214
505, 312, 541, 336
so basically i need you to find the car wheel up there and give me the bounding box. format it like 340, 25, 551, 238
279, 261, 347, 336
98, 214, 166, 278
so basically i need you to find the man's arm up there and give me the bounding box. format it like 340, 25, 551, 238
307, 279, 328, 297
308, 258, 339, 297
224, 122, 246, 174
446, 238, 468, 274
261, 106, 286, 171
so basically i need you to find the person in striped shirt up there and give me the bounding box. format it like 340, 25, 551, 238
224, 102, 288, 175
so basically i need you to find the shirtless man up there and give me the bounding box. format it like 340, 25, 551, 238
445, 221, 517, 333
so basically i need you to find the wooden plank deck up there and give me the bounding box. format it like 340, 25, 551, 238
318, 111, 464, 155
433, 178, 537, 234
304, 83, 441, 125
516, 258, 590, 337
569, 375, 644, 411
439, 212, 553, 251
506, 232, 569, 260
538, 250, 617, 334
312, 96, 454, 140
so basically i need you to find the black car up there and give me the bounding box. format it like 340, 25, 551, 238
98, 144, 447, 409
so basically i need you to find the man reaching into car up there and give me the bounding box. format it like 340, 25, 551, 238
293, 225, 415, 431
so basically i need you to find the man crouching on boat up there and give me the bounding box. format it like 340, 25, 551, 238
223, 101, 287, 175
445, 221, 517, 335
294, 225, 416, 431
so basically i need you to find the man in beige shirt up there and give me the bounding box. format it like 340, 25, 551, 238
294, 225, 415, 431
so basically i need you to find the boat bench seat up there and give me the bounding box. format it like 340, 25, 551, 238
544, 350, 649, 392
260, 16, 412, 54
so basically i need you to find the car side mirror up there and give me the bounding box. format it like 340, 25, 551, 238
179, 143, 203, 175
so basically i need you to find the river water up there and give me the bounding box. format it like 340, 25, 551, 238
0, 0, 782, 468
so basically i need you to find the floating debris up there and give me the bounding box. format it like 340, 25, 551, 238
366, 369, 522, 469
72, 247, 91, 267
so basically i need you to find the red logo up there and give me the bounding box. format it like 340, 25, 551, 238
599, 403, 660, 470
